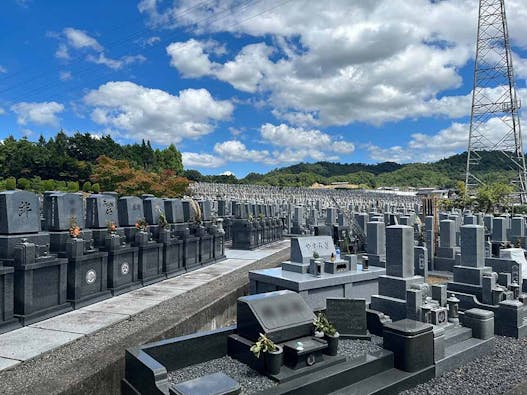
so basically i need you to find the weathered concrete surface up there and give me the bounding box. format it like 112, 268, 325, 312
0, 245, 290, 395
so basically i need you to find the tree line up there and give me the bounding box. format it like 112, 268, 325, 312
0, 131, 187, 196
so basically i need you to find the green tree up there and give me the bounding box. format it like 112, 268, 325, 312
476, 182, 514, 213
82, 181, 92, 193
67, 181, 79, 192
92, 183, 101, 193
5, 177, 16, 190
17, 177, 31, 190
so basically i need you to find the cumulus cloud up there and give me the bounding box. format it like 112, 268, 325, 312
183, 123, 356, 168
84, 81, 233, 144
182, 152, 225, 168
53, 27, 145, 70
11, 101, 64, 126
155, 0, 527, 129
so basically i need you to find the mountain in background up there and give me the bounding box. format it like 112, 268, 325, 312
186, 151, 516, 189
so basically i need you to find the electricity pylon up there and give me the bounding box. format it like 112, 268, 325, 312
465, 0, 527, 203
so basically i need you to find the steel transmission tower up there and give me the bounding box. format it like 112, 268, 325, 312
465, 0, 527, 202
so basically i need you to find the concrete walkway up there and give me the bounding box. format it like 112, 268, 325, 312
0, 239, 290, 374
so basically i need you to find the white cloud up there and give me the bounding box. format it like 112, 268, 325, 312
11, 101, 64, 126
59, 71, 72, 81
63, 27, 103, 52
214, 140, 270, 163
0, 107, 5, 115
261, 123, 354, 152
84, 81, 233, 144
187, 123, 356, 167
182, 152, 225, 168
155, 0, 527, 128
86, 53, 146, 70
53, 27, 145, 70
166, 39, 215, 78
0, 65, 7, 73
220, 170, 235, 176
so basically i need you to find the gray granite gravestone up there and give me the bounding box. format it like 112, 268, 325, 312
290, 236, 335, 264
326, 298, 370, 339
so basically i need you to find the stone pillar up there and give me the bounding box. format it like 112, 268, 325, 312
439, 220, 456, 248
386, 225, 414, 278
366, 221, 385, 256
460, 225, 485, 268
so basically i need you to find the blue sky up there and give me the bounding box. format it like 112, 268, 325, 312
1, 0, 526, 177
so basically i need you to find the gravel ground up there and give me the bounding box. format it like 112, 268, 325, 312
401, 336, 527, 395
168, 336, 384, 394
168, 356, 277, 395
338, 335, 384, 357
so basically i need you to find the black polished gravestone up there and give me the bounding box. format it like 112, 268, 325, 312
326, 298, 370, 339
0, 191, 71, 325
161, 199, 185, 277
86, 194, 119, 248
118, 196, 144, 242
44, 192, 94, 254
144, 197, 164, 239
0, 190, 47, 259
228, 290, 346, 381
173, 200, 200, 271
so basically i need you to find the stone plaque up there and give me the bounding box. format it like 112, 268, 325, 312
118, 196, 144, 227
86, 194, 118, 228
164, 199, 184, 223
326, 298, 369, 339
290, 236, 336, 264
237, 290, 314, 343
0, 190, 41, 234
144, 197, 164, 225
46, 192, 85, 231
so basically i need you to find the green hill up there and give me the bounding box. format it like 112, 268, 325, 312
185, 150, 518, 188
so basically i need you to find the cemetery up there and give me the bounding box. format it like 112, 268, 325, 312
1, 184, 527, 394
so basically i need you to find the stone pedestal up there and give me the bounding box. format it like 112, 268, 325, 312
12, 241, 71, 324
383, 319, 434, 372
104, 234, 140, 295
134, 232, 164, 286
0, 266, 21, 334
66, 248, 111, 308
158, 230, 184, 278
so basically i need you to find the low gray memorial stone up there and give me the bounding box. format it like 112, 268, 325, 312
290, 236, 335, 264
326, 298, 370, 339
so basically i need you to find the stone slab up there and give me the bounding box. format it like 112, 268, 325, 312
248, 266, 385, 292
0, 327, 83, 361
0, 357, 20, 371
30, 310, 129, 335
128, 285, 188, 301
81, 294, 161, 316
224, 250, 272, 260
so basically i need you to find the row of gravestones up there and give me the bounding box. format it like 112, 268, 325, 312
424, 210, 527, 273
0, 190, 230, 334
215, 200, 285, 249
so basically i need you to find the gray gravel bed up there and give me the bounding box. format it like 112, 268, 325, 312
338, 335, 384, 358
167, 336, 384, 394
168, 356, 276, 395
401, 336, 527, 395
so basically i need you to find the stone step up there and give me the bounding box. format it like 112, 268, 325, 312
435, 336, 495, 377
327, 366, 435, 395
443, 325, 472, 348
262, 349, 395, 394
